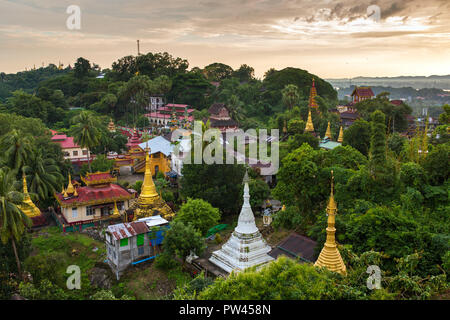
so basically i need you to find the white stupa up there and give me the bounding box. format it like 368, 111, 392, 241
209, 171, 274, 273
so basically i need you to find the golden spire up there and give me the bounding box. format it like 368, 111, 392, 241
66, 173, 75, 194
325, 121, 332, 140
22, 174, 29, 194
309, 77, 319, 109
337, 126, 344, 143
73, 186, 78, 197
108, 118, 116, 133
138, 146, 159, 203
314, 170, 346, 275
19, 174, 41, 218
305, 109, 315, 133
113, 200, 120, 216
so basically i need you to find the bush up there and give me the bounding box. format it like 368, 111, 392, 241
154, 252, 179, 270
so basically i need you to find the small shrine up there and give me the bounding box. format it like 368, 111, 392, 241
314, 170, 347, 275
209, 171, 274, 273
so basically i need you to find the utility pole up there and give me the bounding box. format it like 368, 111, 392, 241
137, 40, 140, 56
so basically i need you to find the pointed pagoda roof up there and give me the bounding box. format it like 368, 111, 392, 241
305, 109, 315, 133
309, 78, 319, 109
108, 118, 116, 132
337, 126, 344, 143
126, 128, 143, 149
19, 174, 41, 218
325, 121, 332, 140
314, 171, 347, 275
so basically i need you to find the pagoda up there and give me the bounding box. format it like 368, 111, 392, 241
126, 128, 142, 150
108, 118, 116, 133
314, 171, 347, 275
337, 126, 344, 143
304, 109, 315, 133
325, 121, 332, 140
209, 171, 274, 273
308, 78, 319, 109
19, 174, 45, 226
131, 145, 174, 221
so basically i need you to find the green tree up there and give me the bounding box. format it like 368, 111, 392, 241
22, 150, 63, 206
71, 111, 101, 172
281, 84, 300, 111
233, 64, 255, 83
0, 129, 33, 171
162, 221, 206, 265
74, 57, 91, 79
343, 119, 371, 156
175, 198, 220, 236
422, 143, 449, 185
0, 168, 32, 278
203, 63, 234, 81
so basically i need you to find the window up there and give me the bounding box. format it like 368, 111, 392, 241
73, 150, 78, 156
120, 238, 128, 247
86, 206, 95, 216
72, 207, 78, 218
138, 246, 144, 256
82, 150, 88, 155
137, 234, 144, 246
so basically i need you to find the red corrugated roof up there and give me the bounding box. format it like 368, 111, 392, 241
51, 135, 80, 149
55, 183, 132, 205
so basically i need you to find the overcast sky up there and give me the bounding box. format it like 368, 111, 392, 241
1, 0, 449, 78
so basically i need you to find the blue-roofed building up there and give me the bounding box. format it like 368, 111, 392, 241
319, 138, 342, 150
136, 136, 174, 176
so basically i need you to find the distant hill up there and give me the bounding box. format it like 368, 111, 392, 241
326, 75, 450, 90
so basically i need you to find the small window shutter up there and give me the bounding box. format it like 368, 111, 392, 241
120, 238, 128, 247
137, 234, 144, 246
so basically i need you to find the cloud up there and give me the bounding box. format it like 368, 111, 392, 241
0, 0, 449, 77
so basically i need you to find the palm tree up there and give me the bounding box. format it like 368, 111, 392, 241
71, 111, 101, 172
22, 150, 63, 205
227, 95, 245, 124
0, 168, 32, 278
0, 129, 33, 171
281, 84, 300, 110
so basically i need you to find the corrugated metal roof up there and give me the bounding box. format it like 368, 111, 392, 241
107, 221, 150, 240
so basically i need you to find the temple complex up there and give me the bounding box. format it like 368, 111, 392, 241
209, 171, 274, 273
314, 171, 347, 275
130, 145, 174, 221
54, 172, 133, 232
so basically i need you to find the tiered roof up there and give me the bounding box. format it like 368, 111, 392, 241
309, 78, 319, 109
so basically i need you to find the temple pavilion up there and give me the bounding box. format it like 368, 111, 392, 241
314, 170, 347, 275
209, 171, 274, 273
129, 145, 174, 221
54, 172, 133, 232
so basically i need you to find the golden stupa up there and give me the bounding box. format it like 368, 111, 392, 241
325, 121, 332, 139
337, 126, 344, 143
314, 170, 347, 275
19, 174, 41, 218
305, 109, 315, 133
131, 145, 174, 220
108, 118, 116, 133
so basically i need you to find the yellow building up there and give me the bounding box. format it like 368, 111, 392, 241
314, 170, 347, 275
